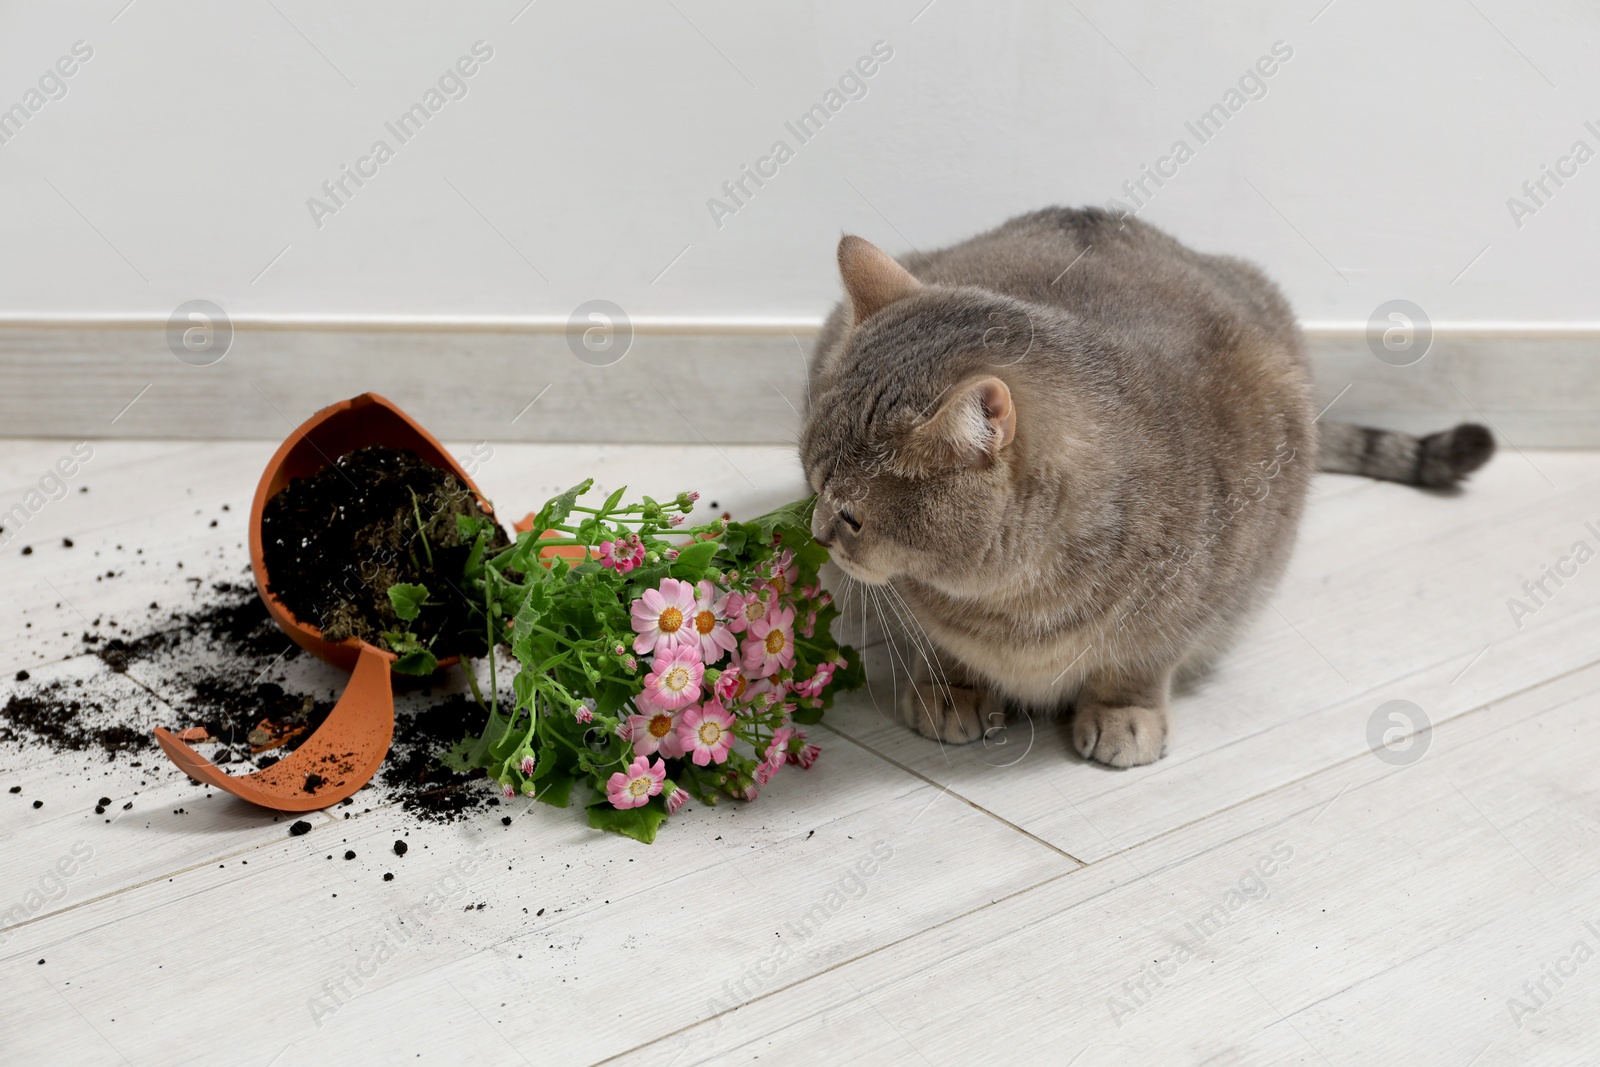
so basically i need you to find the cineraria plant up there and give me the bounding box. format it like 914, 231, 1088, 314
387, 480, 861, 843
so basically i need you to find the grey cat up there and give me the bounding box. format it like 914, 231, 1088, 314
800, 208, 1492, 767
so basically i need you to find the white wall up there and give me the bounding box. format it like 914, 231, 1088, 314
1, 0, 1596, 326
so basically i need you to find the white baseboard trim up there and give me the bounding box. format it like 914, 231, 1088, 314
2, 319, 1595, 445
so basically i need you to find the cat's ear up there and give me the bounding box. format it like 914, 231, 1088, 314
838, 235, 922, 325
912, 376, 1016, 467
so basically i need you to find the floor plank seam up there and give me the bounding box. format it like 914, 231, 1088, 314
1066, 651, 1600, 876
588, 865, 1083, 1067
816, 720, 1089, 866
0, 813, 335, 955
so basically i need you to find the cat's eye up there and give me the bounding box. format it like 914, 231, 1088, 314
839, 508, 862, 532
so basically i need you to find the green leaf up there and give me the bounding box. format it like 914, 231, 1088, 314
586, 797, 667, 843
627, 558, 671, 589
535, 479, 593, 534
741, 496, 817, 545
594, 680, 633, 718
600, 484, 627, 515
441, 735, 478, 773
831, 645, 866, 693
391, 648, 438, 676
387, 583, 430, 622
535, 773, 573, 808
668, 539, 719, 580
381, 629, 421, 653
488, 711, 528, 762
719, 524, 748, 557
462, 527, 492, 581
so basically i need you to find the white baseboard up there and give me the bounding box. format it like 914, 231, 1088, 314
2, 319, 1595, 446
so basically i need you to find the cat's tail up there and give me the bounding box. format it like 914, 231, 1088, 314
1317, 421, 1495, 489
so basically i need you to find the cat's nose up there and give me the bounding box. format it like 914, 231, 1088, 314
813, 527, 835, 549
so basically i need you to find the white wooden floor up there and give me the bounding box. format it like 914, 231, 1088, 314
3, 437, 1600, 1066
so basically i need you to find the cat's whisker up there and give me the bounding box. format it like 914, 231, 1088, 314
861, 586, 904, 726
872, 586, 959, 764
836, 575, 892, 725
881, 582, 957, 708
872, 586, 928, 728
874, 580, 956, 712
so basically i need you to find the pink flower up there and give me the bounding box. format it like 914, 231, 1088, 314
725, 587, 771, 634
766, 548, 798, 597
606, 756, 666, 809
665, 782, 687, 815
574, 705, 594, 724
764, 727, 794, 767
742, 604, 796, 678
501, 781, 517, 799
519, 754, 536, 776
678, 701, 736, 766
713, 666, 743, 702
788, 733, 821, 769
624, 699, 687, 759
631, 577, 698, 655
793, 661, 837, 699
598, 534, 646, 574
798, 610, 817, 639
643, 645, 704, 710
743, 676, 787, 711
738, 784, 760, 802
753, 759, 779, 786
686, 580, 738, 665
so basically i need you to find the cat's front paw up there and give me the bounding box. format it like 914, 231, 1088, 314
899, 681, 1003, 745
1072, 703, 1167, 767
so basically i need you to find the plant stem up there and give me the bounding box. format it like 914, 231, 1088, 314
463, 661, 488, 714
484, 575, 498, 723
408, 487, 435, 569
529, 622, 587, 651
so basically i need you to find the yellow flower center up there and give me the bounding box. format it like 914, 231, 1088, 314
663, 666, 690, 692
695, 610, 716, 635
771, 574, 788, 595
697, 721, 724, 746
745, 599, 765, 621
648, 713, 673, 738
628, 775, 652, 797
733, 676, 748, 699
764, 629, 786, 655
658, 606, 684, 633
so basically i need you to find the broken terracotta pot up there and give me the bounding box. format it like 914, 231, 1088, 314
152, 392, 500, 813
